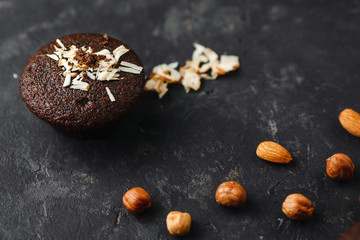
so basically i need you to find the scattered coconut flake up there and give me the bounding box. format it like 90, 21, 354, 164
152, 63, 181, 83
46, 54, 59, 61
120, 61, 143, 72
70, 81, 89, 91
200, 72, 218, 80
62, 72, 78, 78
198, 62, 211, 73
217, 55, 240, 73
106, 68, 119, 80
86, 47, 93, 53
72, 74, 81, 82
145, 79, 168, 99
181, 70, 201, 93
54, 50, 62, 59
113, 46, 129, 60
56, 39, 66, 50
12, 73, 18, 79
203, 48, 218, 62
105, 87, 115, 102
192, 43, 206, 59
118, 66, 141, 74
145, 42, 240, 98
63, 74, 72, 87
95, 49, 111, 56
97, 71, 110, 80
168, 62, 179, 69
86, 71, 96, 80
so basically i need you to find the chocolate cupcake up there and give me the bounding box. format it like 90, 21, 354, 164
20, 33, 145, 136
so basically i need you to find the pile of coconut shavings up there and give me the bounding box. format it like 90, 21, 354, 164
46, 38, 143, 102
145, 42, 240, 99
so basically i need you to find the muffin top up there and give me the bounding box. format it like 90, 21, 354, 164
20, 33, 145, 132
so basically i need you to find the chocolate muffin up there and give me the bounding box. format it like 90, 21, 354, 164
20, 33, 145, 136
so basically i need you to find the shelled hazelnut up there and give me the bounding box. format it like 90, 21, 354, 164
215, 181, 247, 208
282, 193, 314, 221
166, 211, 191, 236
326, 153, 355, 181
122, 187, 151, 214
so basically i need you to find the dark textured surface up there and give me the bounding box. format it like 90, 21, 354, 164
20, 33, 145, 132
1, 0, 360, 239
338, 223, 360, 240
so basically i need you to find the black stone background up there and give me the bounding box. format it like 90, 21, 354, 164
0, 0, 359, 239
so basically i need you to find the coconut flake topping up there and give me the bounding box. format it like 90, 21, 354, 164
105, 87, 116, 102
120, 61, 143, 71
145, 43, 239, 98
46, 34, 143, 99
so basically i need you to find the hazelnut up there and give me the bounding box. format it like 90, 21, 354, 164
339, 222, 360, 240
166, 211, 191, 236
122, 187, 151, 214
282, 193, 314, 221
215, 181, 247, 208
326, 153, 355, 181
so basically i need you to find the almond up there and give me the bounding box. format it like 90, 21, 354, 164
256, 141, 292, 163
339, 108, 360, 137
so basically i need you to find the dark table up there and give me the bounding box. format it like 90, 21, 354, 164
1, 0, 359, 239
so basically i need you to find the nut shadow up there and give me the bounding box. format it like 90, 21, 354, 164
131, 200, 165, 224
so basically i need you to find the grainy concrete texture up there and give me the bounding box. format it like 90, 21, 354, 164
0, 0, 359, 239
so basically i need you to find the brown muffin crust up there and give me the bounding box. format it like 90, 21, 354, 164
20, 33, 145, 133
